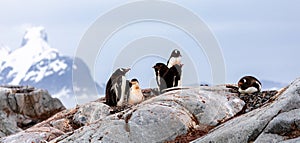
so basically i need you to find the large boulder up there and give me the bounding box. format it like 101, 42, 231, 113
0, 86, 65, 138
4, 77, 299, 143
0, 85, 244, 143
50, 86, 244, 143
193, 78, 300, 143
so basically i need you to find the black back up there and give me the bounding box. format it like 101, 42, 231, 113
238, 76, 261, 90
153, 63, 183, 91
163, 64, 183, 88
105, 68, 130, 106
153, 63, 169, 91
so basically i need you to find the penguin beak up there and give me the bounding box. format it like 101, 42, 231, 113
124, 68, 131, 73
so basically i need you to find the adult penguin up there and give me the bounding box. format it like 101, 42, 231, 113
105, 68, 131, 106
238, 76, 262, 94
163, 64, 183, 88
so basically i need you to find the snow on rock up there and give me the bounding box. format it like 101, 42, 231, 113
0, 45, 10, 66
0, 26, 102, 108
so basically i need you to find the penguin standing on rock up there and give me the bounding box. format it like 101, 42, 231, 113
164, 64, 183, 88
152, 63, 183, 92
238, 76, 262, 94
167, 49, 182, 68
167, 49, 183, 86
128, 79, 144, 105
153, 63, 169, 91
105, 68, 131, 107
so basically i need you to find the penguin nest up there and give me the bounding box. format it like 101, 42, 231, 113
237, 90, 279, 113
226, 84, 279, 113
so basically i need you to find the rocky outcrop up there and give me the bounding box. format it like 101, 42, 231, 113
1, 78, 300, 143
0, 86, 65, 138
193, 78, 300, 143
0, 85, 244, 143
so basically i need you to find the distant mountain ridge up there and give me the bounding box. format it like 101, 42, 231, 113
260, 79, 288, 90
0, 26, 103, 108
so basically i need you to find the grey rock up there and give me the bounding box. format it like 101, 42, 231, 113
255, 108, 300, 143
0, 127, 64, 143
0, 111, 22, 138
73, 102, 111, 126
193, 78, 300, 143
279, 137, 300, 143
53, 86, 244, 143
0, 86, 65, 138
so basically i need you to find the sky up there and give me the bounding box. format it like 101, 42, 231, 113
0, 0, 300, 87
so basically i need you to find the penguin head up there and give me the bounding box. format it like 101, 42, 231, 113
113, 68, 131, 76
130, 78, 139, 85
130, 78, 141, 90
153, 63, 168, 71
171, 49, 182, 58
131, 78, 139, 83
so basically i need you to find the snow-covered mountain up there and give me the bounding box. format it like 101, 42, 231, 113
0, 27, 103, 108
0, 45, 10, 66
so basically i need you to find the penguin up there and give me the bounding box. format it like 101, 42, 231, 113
105, 68, 131, 106
163, 64, 183, 88
152, 63, 169, 91
167, 49, 182, 68
238, 76, 262, 94
128, 78, 144, 105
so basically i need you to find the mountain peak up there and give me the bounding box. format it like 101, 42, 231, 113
21, 26, 48, 47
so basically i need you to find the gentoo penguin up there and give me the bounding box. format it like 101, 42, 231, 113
153, 63, 183, 91
238, 76, 262, 94
128, 79, 144, 105
163, 64, 183, 88
167, 49, 182, 68
153, 63, 169, 91
105, 68, 131, 106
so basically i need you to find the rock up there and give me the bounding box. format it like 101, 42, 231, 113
192, 78, 300, 143
0, 86, 65, 138
49, 86, 244, 143
3, 77, 299, 143
0, 101, 112, 143
0, 127, 64, 143
255, 108, 300, 142
0, 111, 22, 138
73, 102, 111, 126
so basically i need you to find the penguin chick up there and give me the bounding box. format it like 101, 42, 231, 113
238, 76, 262, 94
153, 63, 169, 91
128, 79, 144, 105
167, 49, 182, 68
105, 68, 131, 106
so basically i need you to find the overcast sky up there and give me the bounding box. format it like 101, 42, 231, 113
0, 0, 299, 86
